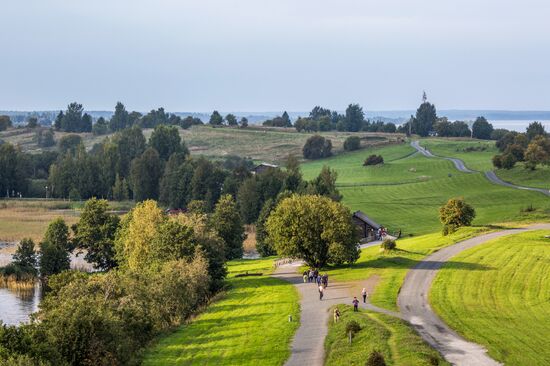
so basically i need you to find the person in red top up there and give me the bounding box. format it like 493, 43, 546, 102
352, 297, 359, 311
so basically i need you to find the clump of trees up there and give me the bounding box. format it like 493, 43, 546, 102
364, 155, 384, 166
343, 136, 361, 151
263, 111, 292, 127
303, 135, 332, 159
439, 197, 476, 235
0, 115, 13, 131
492, 122, 548, 170
266, 194, 359, 267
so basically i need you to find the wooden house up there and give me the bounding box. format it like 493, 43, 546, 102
352, 210, 381, 242
252, 162, 279, 175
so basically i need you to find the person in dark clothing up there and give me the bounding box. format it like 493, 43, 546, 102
352, 297, 359, 312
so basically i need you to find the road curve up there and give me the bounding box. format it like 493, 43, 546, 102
397, 223, 550, 366
410, 140, 476, 173
484, 171, 550, 196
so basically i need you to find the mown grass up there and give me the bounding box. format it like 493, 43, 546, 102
301, 142, 550, 235
430, 230, 550, 366
325, 306, 449, 366
495, 163, 550, 190
142, 257, 300, 366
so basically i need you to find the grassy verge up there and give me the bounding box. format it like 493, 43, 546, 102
430, 230, 550, 365
325, 306, 449, 366
142, 257, 300, 366
419, 138, 496, 172
495, 163, 550, 190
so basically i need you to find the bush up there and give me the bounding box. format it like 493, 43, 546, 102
364, 155, 384, 166
366, 350, 387, 366
343, 136, 361, 151
439, 197, 476, 235
380, 239, 396, 251
303, 135, 332, 159
501, 153, 517, 169
345, 320, 362, 336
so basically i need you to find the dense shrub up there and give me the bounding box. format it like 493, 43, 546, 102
366, 350, 387, 366
303, 135, 332, 159
343, 136, 361, 151
380, 239, 396, 251
345, 320, 362, 336
363, 155, 384, 166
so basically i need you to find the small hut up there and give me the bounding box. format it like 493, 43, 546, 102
252, 162, 278, 175
352, 210, 381, 242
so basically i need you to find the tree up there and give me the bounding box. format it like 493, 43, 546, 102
209, 110, 223, 126
237, 177, 261, 224
149, 124, 189, 160
54, 111, 64, 130
225, 114, 238, 126
472, 116, 493, 139
0, 115, 12, 131
12, 238, 37, 273
303, 135, 332, 159
255, 198, 277, 257
81, 113, 92, 133
39, 218, 71, 278
281, 111, 292, 127
439, 197, 476, 235
109, 102, 129, 131
490, 128, 509, 141
306, 166, 341, 201
0, 143, 29, 197
239, 117, 249, 128
413, 100, 437, 137
62, 102, 84, 132
112, 126, 147, 178
526, 121, 546, 141
72, 198, 120, 270
524, 135, 550, 170
92, 116, 109, 135
366, 350, 387, 366
159, 154, 194, 208
211, 195, 245, 260
26, 117, 38, 128
57, 134, 82, 155
112, 173, 130, 201
344, 104, 364, 132
343, 136, 361, 151
130, 148, 163, 201
266, 195, 359, 267
283, 154, 303, 192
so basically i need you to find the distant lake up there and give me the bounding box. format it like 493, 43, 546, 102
488, 120, 550, 132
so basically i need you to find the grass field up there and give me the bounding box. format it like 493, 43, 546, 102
495, 163, 550, 190
142, 257, 300, 366
301, 143, 550, 235
419, 138, 497, 172
325, 306, 449, 366
431, 230, 550, 365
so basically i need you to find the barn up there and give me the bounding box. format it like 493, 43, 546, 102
352, 210, 381, 242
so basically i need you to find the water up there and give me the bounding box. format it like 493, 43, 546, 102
487, 120, 550, 132
0, 283, 41, 326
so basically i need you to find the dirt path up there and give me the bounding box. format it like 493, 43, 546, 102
397, 223, 550, 366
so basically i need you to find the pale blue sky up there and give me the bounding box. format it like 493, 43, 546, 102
1, 0, 549, 111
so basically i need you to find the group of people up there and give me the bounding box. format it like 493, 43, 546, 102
376, 226, 388, 240
303, 269, 330, 300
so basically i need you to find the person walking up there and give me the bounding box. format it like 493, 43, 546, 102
319, 285, 324, 300
303, 273, 308, 283
352, 297, 359, 311
316, 275, 322, 286
361, 288, 368, 303
324, 274, 329, 287
333, 308, 340, 323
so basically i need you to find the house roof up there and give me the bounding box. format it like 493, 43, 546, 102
254, 162, 278, 169
353, 210, 381, 229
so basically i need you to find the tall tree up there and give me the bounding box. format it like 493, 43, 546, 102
471, 116, 493, 139
0, 115, 12, 131
0, 143, 29, 197
130, 148, 163, 201
413, 100, 437, 137
526, 121, 546, 141
109, 102, 130, 132
266, 195, 359, 267
211, 195, 245, 260
112, 126, 147, 178
39, 218, 71, 278
72, 198, 120, 270
209, 111, 223, 126
225, 114, 238, 126
149, 124, 189, 160
344, 104, 364, 132
62, 102, 84, 132
239, 117, 249, 128
281, 111, 292, 127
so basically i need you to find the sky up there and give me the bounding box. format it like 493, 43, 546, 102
1, 0, 550, 112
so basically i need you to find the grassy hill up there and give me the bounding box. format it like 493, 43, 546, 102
431, 230, 550, 365
301, 143, 550, 235
0, 125, 403, 164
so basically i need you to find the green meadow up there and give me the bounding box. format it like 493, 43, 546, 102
301, 142, 550, 235
431, 230, 550, 365
142, 258, 299, 366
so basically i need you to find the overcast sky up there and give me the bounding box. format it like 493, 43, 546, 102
1, 0, 549, 112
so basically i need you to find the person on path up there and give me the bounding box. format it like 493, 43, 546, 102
303, 273, 308, 283
324, 274, 329, 287
361, 288, 368, 303
319, 285, 324, 300
308, 269, 314, 283
352, 297, 359, 311
316, 275, 322, 286
333, 308, 340, 323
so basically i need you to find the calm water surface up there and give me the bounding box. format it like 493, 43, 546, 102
0, 283, 41, 326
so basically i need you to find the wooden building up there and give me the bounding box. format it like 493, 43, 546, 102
252, 162, 279, 175
352, 210, 381, 242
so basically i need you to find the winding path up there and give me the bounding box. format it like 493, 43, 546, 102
411, 140, 550, 196
398, 223, 550, 365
